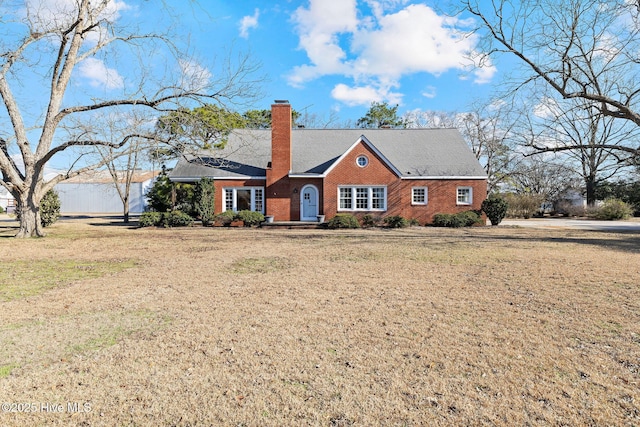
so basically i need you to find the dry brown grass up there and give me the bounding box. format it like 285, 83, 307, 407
0, 217, 639, 426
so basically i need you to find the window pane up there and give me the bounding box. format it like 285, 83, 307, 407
237, 189, 251, 211
457, 188, 471, 204
225, 189, 234, 211
371, 187, 385, 209
339, 188, 352, 209
413, 188, 426, 204
356, 187, 368, 209
254, 188, 263, 212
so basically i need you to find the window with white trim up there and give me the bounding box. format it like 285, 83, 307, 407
412, 187, 428, 205
356, 155, 369, 167
457, 187, 472, 205
223, 187, 265, 212
338, 186, 387, 211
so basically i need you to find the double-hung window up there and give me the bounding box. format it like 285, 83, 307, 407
457, 187, 473, 205
412, 187, 428, 205
223, 187, 264, 212
338, 186, 387, 211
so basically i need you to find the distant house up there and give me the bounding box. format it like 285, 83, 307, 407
55, 170, 158, 214
169, 101, 487, 224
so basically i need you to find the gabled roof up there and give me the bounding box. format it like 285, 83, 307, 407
169, 128, 487, 181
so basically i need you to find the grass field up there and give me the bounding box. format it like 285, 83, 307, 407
0, 217, 639, 426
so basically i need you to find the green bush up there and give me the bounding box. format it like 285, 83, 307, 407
361, 214, 380, 228
139, 212, 162, 227
146, 174, 173, 212
482, 196, 508, 226
162, 210, 193, 227
0, 205, 4, 214
40, 190, 61, 227
459, 210, 482, 226
327, 213, 360, 229
236, 210, 265, 227
215, 210, 236, 226
383, 215, 409, 228
433, 213, 462, 228
194, 177, 215, 226
432, 210, 481, 228
593, 198, 633, 220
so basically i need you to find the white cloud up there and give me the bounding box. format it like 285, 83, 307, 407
533, 97, 562, 119
25, 0, 132, 33
179, 59, 212, 92
331, 83, 402, 107
239, 8, 260, 39
288, 1, 496, 107
421, 86, 437, 99
77, 58, 124, 90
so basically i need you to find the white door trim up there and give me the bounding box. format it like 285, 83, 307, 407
300, 184, 319, 221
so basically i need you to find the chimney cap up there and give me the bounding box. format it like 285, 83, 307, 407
274, 99, 290, 104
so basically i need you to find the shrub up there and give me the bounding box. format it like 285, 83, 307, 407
433, 213, 462, 228
194, 178, 215, 226
592, 198, 633, 220
215, 210, 236, 226
236, 210, 265, 227
482, 196, 508, 226
162, 210, 193, 227
146, 174, 173, 212
40, 190, 61, 227
503, 193, 545, 218
361, 214, 380, 228
327, 213, 360, 229
0, 205, 4, 214
383, 215, 409, 228
139, 212, 162, 227
432, 210, 481, 228
458, 210, 482, 226
409, 218, 420, 226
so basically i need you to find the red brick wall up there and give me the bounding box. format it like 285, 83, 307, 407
266, 102, 293, 220
213, 179, 265, 213
289, 178, 324, 220
323, 140, 487, 225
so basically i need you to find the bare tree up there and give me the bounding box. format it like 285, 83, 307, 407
517, 97, 640, 205
0, 0, 260, 237
462, 0, 640, 160
405, 100, 519, 193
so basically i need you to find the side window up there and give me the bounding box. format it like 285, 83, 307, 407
457, 187, 472, 205
412, 187, 428, 205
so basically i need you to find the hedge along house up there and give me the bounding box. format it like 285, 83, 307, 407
169, 101, 487, 224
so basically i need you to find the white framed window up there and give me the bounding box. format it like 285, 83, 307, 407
223, 187, 265, 212
338, 186, 387, 211
412, 187, 428, 205
356, 155, 369, 167
339, 187, 352, 209
457, 187, 473, 205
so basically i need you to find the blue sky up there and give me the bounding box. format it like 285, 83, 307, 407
174, 0, 501, 124
2, 0, 509, 171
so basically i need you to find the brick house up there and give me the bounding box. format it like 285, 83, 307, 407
169, 100, 487, 224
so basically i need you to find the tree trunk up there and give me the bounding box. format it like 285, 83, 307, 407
586, 177, 596, 207
123, 197, 130, 224
15, 194, 45, 238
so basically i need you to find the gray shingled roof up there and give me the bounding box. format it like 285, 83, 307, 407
169, 128, 486, 181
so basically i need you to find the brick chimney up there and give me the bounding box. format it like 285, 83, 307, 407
266, 100, 292, 220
